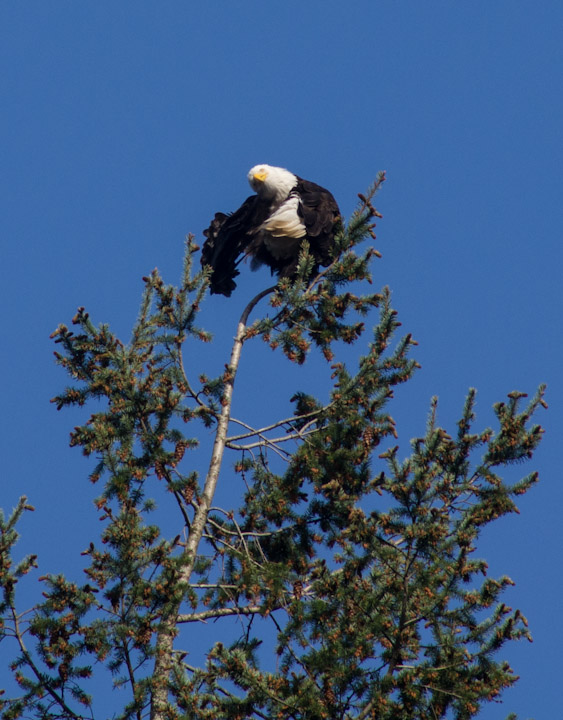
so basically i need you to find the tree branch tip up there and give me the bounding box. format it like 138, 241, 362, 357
507, 391, 528, 399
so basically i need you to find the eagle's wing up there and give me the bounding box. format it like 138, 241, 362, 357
201, 196, 263, 296
295, 178, 340, 267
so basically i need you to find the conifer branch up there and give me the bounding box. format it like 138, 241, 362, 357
9, 601, 84, 720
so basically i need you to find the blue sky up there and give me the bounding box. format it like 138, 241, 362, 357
2, 2, 562, 717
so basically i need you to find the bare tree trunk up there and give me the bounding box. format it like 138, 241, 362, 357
150, 287, 275, 720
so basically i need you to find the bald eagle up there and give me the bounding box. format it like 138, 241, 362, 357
201, 164, 340, 296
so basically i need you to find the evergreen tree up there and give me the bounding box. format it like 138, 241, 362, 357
0, 176, 545, 720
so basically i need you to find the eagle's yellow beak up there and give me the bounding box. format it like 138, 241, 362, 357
253, 170, 268, 183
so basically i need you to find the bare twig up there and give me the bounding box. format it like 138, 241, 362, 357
226, 426, 319, 452
177, 604, 265, 623
227, 404, 330, 442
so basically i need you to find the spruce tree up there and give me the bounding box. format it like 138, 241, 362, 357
0, 176, 545, 720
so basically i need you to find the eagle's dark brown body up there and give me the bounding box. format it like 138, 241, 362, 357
201, 168, 340, 296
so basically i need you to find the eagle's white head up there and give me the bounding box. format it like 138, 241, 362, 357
248, 164, 298, 203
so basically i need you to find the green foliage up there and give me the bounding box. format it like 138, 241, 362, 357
0, 178, 545, 720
